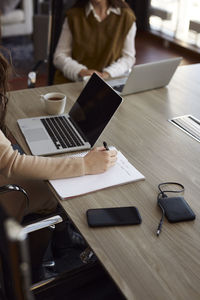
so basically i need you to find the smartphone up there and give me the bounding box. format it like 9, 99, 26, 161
86, 206, 142, 227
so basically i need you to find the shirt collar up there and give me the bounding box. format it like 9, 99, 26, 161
86, 3, 121, 22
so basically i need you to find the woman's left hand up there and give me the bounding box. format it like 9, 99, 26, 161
100, 71, 110, 79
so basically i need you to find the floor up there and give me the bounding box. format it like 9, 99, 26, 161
7, 31, 200, 91
135, 31, 200, 66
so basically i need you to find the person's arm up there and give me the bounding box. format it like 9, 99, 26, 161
53, 18, 88, 82
103, 22, 137, 78
0, 131, 117, 180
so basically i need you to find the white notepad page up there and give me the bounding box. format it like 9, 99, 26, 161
49, 148, 145, 199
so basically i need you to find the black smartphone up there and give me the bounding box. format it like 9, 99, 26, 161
86, 206, 142, 227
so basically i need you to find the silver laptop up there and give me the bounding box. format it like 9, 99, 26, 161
17, 73, 122, 156
106, 57, 182, 96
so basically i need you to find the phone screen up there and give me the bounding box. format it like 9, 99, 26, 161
86, 206, 142, 227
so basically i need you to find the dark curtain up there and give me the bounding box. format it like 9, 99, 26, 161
127, 0, 150, 31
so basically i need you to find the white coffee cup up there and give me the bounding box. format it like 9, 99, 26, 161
40, 92, 66, 115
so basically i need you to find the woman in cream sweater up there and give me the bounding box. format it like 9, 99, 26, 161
0, 51, 117, 220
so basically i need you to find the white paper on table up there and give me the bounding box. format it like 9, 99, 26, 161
49, 147, 145, 199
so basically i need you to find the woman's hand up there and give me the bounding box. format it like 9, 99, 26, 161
79, 69, 102, 78
79, 69, 110, 79
100, 71, 110, 79
84, 147, 117, 175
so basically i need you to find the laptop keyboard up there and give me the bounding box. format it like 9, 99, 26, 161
41, 116, 85, 149
106, 77, 127, 93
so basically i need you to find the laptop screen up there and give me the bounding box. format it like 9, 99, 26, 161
69, 73, 122, 146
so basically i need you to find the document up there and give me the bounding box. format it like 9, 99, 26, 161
49, 148, 145, 199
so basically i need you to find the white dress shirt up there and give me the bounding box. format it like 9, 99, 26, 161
53, 3, 137, 81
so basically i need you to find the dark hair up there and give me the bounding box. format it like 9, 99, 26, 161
0, 50, 10, 134
75, 0, 130, 9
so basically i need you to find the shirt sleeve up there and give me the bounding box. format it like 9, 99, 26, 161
0, 130, 85, 180
53, 18, 88, 82
103, 22, 137, 78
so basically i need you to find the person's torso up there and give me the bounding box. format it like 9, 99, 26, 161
67, 6, 136, 71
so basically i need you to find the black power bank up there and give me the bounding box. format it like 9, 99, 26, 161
158, 196, 196, 223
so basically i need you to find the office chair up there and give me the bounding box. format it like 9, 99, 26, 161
28, 0, 77, 88
0, 184, 84, 299
0, 204, 34, 300
0, 200, 125, 300
0, 184, 64, 281
0, 185, 63, 300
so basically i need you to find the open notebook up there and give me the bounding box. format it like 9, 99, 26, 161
49, 147, 145, 199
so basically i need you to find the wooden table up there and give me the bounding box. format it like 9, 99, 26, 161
6, 64, 200, 300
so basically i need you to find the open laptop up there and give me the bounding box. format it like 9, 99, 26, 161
106, 57, 182, 96
17, 73, 122, 156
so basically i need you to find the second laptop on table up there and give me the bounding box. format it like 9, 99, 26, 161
106, 57, 182, 96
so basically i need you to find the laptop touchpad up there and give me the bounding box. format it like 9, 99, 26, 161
24, 128, 49, 142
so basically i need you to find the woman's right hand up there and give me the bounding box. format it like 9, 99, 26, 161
84, 147, 117, 175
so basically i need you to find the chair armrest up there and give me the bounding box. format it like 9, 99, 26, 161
0, 184, 29, 209
23, 215, 63, 234
0, 184, 63, 233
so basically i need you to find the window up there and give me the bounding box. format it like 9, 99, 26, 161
149, 0, 200, 48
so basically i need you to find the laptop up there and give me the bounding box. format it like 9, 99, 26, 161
17, 73, 122, 156
106, 57, 182, 96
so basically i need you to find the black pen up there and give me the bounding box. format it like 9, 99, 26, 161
103, 141, 109, 151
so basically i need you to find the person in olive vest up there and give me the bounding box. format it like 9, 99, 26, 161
53, 0, 136, 84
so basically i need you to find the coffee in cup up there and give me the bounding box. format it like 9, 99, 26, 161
40, 92, 66, 115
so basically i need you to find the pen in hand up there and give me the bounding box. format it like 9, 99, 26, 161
103, 141, 109, 151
